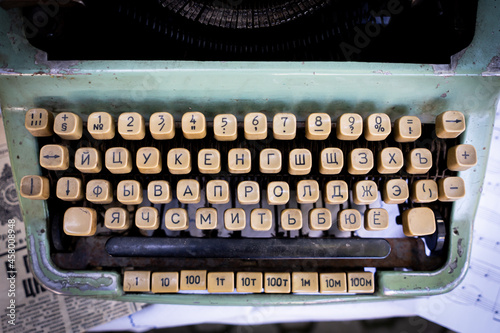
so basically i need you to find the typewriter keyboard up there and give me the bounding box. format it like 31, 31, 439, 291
20, 109, 476, 294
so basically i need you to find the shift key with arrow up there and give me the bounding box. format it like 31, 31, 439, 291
40, 144, 69, 170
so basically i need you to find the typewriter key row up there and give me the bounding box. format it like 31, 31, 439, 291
20, 175, 465, 205
25, 108, 466, 141
123, 270, 375, 294
62, 205, 435, 237
37, 144, 477, 174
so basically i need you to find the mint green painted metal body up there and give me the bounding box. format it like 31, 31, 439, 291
0, 0, 499, 305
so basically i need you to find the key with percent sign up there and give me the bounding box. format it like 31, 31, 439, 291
365, 113, 391, 141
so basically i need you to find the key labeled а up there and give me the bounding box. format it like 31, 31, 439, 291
177, 179, 200, 203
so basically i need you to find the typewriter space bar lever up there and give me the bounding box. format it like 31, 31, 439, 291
105, 238, 391, 259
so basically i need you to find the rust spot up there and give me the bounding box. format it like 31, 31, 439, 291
448, 258, 458, 274
453, 227, 459, 236
457, 238, 464, 257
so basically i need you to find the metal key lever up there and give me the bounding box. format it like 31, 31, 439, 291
105, 237, 391, 259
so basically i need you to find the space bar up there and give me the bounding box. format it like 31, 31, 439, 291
105, 237, 391, 259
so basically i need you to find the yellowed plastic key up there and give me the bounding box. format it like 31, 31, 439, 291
364, 113, 391, 141
438, 177, 466, 202
182, 111, 207, 139
306, 113, 331, 140
402, 207, 436, 236
292, 272, 319, 293
20, 175, 50, 200
394, 116, 421, 142
281, 209, 302, 230
56, 177, 83, 201
105, 207, 130, 230
63, 207, 97, 236
180, 270, 207, 290
213, 114, 237, 141
320, 273, 347, 293
117, 180, 143, 205
150, 112, 175, 140
347, 272, 374, 293
196, 208, 217, 230
447, 144, 477, 171
206, 180, 230, 204
88, 112, 115, 140
273, 113, 296, 140
436, 110, 465, 138
54, 112, 82, 140
165, 208, 189, 231
86, 179, 113, 204
137, 147, 162, 174
208, 272, 234, 293
75, 147, 101, 173
123, 271, 150, 292
250, 209, 272, 231
135, 207, 159, 230
105, 147, 133, 174
224, 208, 246, 231
236, 272, 262, 293
151, 272, 179, 293
118, 112, 146, 140
264, 273, 291, 293
25, 108, 54, 137
40, 144, 69, 170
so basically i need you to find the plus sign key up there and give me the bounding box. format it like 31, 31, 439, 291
54, 112, 83, 140
447, 144, 477, 171
436, 111, 465, 138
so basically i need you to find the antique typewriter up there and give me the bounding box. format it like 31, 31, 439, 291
0, 0, 498, 304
